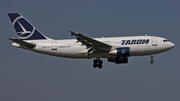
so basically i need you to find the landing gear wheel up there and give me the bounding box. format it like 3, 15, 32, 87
150, 54, 155, 64
93, 64, 97, 68
150, 60, 154, 64
99, 60, 103, 65
98, 64, 102, 69
93, 59, 103, 69
93, 59, 98, 64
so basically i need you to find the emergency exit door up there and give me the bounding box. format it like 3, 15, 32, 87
151, 38, 157, 46
51, 41, 57, 50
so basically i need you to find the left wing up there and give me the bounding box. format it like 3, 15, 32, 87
70, 31, 112, 52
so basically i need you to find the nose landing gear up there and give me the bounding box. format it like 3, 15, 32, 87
150, 54, 154, 64
93, 58, 103, 69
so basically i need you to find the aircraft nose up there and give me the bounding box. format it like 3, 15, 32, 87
169, 42, 175, 49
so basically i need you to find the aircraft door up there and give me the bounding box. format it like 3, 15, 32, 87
51, 41, 57, 50
151, 38, 157, 46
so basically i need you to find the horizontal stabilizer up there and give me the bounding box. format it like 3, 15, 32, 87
9, 38, 36, 48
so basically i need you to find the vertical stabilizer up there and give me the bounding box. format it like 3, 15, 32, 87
8, 13, 51, 40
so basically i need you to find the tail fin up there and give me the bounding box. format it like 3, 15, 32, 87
8, 13, 51, 40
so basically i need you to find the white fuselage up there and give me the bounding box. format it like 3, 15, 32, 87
14, 35, 174, 59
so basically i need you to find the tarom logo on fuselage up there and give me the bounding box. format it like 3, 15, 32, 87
121, 39, 150, 45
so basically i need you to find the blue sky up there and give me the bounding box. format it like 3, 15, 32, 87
0, 0, 179, 101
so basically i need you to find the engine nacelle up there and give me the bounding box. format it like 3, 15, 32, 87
108, 57, 128, 64
109, 47, 130, 57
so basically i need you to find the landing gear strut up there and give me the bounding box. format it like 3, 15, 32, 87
150, 54, 154, 64
93, 58, 103, 69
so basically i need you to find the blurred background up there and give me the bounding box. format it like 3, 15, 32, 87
0, 0, 179, 101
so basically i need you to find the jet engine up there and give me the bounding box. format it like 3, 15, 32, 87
109, 47, 130, 57
108, 57, 128, 64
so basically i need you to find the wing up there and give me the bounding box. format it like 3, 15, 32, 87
70, 31, 112, 52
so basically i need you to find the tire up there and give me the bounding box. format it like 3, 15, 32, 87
98, 64, 102, 69
93, 64, 97, 68
99, 60, 103, 65
150, 60, 154, 64
93, 59, 98, 64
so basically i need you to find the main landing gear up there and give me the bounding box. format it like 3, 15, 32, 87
150, 54, 154, 64
93, 58, 103, 69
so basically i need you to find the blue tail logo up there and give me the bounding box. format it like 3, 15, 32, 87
8, 13, 48, 40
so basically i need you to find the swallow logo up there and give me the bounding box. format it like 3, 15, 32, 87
9, 13, 47, 40
17, 21, 31, 36
16, 21, 35, 39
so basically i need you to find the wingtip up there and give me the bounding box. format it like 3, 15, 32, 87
69, 31, 76, 36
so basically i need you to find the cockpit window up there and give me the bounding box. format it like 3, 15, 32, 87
163, 40, 168, 42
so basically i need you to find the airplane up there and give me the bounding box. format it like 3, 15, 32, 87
8, 13, 175, 69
